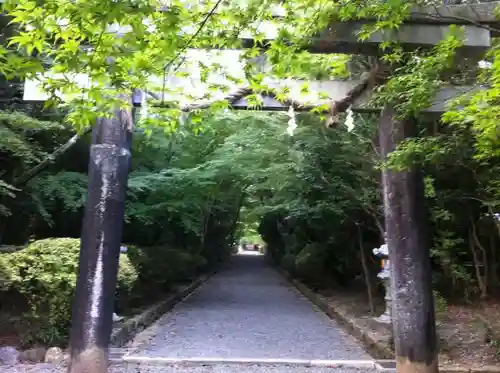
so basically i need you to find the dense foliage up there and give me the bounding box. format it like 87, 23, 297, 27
259, 112, 500, 303
0, 238, 137, 346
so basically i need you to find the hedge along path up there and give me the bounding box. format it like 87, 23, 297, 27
9, 1, 497, 373
0, 238, 137, 347
0, 238, 206, 348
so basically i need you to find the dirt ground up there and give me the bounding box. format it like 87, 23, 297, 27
317, 287, 500, 369
438, 302, 500, 368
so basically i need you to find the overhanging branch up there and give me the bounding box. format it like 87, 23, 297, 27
13, 127, 91, 186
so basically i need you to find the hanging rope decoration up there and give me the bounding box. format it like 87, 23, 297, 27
344, 106, 354, 132
286, 105, 297, 136
149, 62, 389, 125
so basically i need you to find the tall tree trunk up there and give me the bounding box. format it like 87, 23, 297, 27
358, 225, 375, 315
67, 100, 133, 373
228, 190, 246, 248
469, 219, 488, 299
378, 105, 438, 373
489, 231, 499, 294
200, 195, 215, 254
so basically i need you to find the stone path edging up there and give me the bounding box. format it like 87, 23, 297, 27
120, 356, 377, 368
439, 369, 500, 373
110, 268, 219, 348
276, 267, 500, 373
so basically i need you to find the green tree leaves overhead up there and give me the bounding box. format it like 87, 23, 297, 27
3, 0, 499, 160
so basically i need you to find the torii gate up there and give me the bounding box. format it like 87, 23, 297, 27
18, 2, 496, 373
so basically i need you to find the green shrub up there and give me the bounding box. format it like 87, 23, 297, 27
127, 245, 206, 295
433, 290, 448, 316
280, 253, 297, 276
0, 238, 137, 347
0, 239, 206, 347
0, 253, 16, 292
115, 253, 139, 309
294, 243, 327, 287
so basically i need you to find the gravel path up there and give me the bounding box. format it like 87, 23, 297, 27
129, 252, 372, 361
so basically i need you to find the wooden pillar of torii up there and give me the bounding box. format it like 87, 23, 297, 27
378, 107, 437, 373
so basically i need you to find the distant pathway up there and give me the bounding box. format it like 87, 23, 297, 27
129, 252, 372, 361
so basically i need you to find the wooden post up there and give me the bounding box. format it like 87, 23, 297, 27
378, 105, 438, 373
67, 100, 133, 373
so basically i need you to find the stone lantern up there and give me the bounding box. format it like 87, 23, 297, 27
372, 235, 392, 324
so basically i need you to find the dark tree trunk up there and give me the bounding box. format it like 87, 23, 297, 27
378, 106, 438, 373
67, 102, 133, 373
358, 225, 375, 315
228, 190, 246, 247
